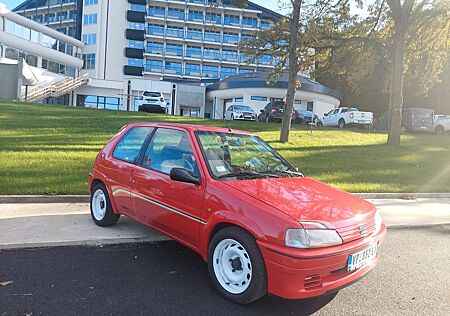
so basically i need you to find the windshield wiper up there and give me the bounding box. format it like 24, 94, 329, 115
218, 170, 277, 179
260, 170, 304, 178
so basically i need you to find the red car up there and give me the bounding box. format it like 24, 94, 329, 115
89, 123, 386, 304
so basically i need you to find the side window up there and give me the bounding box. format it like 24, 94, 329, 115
333, 109, 340, 115
227, 106, 233, 112
141, 128, 198, 175
113, 127, 153, 163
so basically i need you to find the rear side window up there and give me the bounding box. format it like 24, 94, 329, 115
113, 127, 153, 163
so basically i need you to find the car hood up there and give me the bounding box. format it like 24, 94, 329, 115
222, 177, 376, 229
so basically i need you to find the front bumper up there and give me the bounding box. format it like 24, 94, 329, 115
257, 224, 387, 299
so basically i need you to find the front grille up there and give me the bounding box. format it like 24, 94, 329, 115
336, 218, 376, 243
304, 274, 322, 291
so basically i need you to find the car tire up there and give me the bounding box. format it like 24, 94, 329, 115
208, 227, 267, 305
265, 115, 270, 123
436, 126, 445, 135
90, 183, 120, 227
338, 119, 345, 129
231, 114, 234, 121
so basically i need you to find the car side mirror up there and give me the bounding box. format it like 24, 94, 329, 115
170, 168, 201, 185
260, 110, 264, 113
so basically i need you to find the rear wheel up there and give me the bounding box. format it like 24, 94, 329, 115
265, 115, 270, 123
208, 227, 267, 304
90, 183, 120, 227
338, 119, 346, 129
436, 126, 445, 135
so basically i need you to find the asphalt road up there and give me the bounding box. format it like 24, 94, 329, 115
0, 225, 449, 316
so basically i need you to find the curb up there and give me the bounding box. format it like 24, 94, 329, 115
1, 193, 450, 204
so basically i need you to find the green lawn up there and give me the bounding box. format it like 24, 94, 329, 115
1, 101, 449, 194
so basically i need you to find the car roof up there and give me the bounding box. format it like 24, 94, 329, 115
124, 122, 252, 135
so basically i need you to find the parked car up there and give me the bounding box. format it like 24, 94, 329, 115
295, 109, 322, 126
138, 91, 166, 114
322, 107, 373, 128
433, 115, 450, 135
89, 123, 386, 304
224, 105, 257, 121
258, 100, 296, 123
401, 108, 434, 133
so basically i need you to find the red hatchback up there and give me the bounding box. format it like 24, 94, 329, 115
89, 123, 386, 304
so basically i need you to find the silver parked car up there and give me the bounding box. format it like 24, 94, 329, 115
224, 105, 257, 121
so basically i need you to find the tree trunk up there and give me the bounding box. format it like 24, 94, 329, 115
280, 0, 302, 143
387, 19, 408, 146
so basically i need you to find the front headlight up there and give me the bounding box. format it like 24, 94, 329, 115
285, 228, 342, 249
374, 209, 383, 233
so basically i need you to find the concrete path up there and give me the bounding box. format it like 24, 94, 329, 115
0, 199, 449, 249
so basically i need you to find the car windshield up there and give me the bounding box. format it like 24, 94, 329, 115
234, 106, 253, 112
415, 110, 433, 120
195, 131, 301, 179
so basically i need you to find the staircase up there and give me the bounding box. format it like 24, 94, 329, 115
21, 74, 89, 102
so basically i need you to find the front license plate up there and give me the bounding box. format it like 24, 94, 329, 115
347, 244, 378, 272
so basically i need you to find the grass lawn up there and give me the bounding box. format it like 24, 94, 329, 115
1, 101, 449, 194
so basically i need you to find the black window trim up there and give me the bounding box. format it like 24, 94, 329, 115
112, 126, 156, 165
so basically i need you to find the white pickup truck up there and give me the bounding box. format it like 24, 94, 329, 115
322, 107, 374, 128
433, 115, 450, 135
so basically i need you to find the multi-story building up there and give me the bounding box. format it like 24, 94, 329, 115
13, 0, 82, 39
10, 0, 283, 116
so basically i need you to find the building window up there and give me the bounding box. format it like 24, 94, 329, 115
166, 43, 183, 56
223, 32, 239, 44
205, 13, 222, 24
82, 33, 96, 45
128, 58, 144, 67
186, 46, 202, 58
149, 6, 165, 17
221, 66, 236, 79
203, 48, 220, 60
80, 95, 122, 110
224, 14, 240, 26
42, 34, 57, 49
222, 50, 238, 62
146, 59, 163, 73
130, 4, 146, 12
242, 17, 257, 28
129, 22, 145, 30
259, 55, 273, 65
203, 65, 219, 78
83, 14, 97, 25
187, 28, 203, 40
82, 53, 96, 69
147, 24, 164, 35
128, 40, 144, 49
294, 100, 302, 105
84, 0, 98, 5
251, 96, 268, 101
234, 98, 243, 102
5, 47, 18, 60
185, 63, 201, 76
204, 30, 221, 43
188, 10, 204, 22
167, 8, 185, 20
147, 42, 164, 54
241, 33, 256, 42
261, 20, 271, 29
239, 68, 253, 74
165, 61, 182, 75
307, 101, 314, 112
166, 26, 184, 38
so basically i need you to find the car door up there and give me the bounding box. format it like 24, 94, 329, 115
131, 127, 205, 247
105, 126, 154, 214
330, 108, 341, 126
322, 110, 333, 126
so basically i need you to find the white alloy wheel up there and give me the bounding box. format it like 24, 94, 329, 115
92, 189, 107, 221
213, 238, 252, 294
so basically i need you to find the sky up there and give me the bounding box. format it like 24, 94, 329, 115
1, 0, 286, 12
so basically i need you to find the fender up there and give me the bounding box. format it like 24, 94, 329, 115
90, 169, 121, 215
198, 210, 268, 261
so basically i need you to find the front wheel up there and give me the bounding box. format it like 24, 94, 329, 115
208, 227, 267, 304
436, 126, 445, 135
338, 119, 346, 129
90, 183, 120, 227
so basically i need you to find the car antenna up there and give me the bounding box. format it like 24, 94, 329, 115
212, 102, 233, 132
